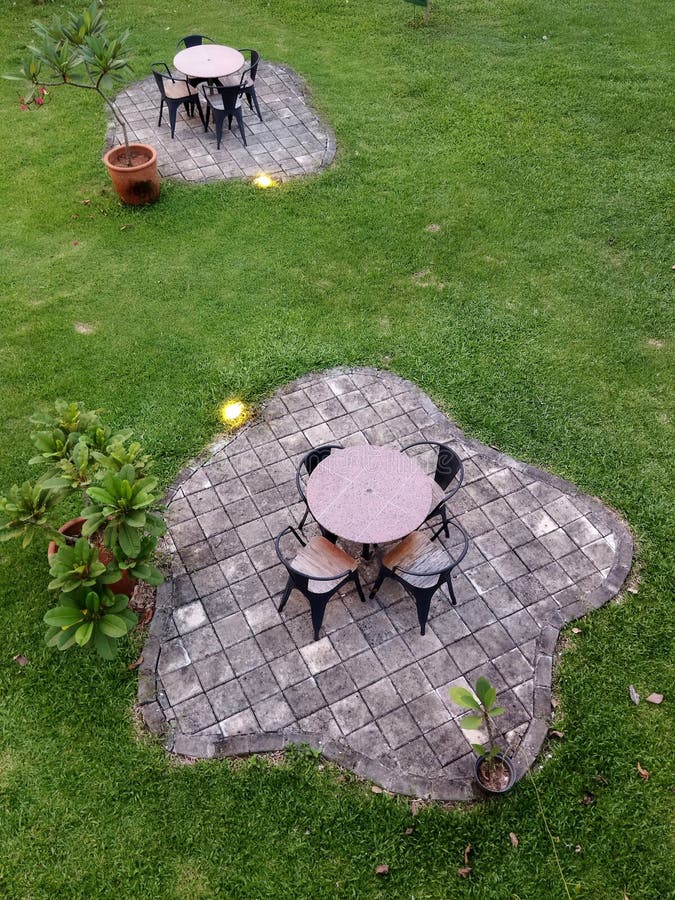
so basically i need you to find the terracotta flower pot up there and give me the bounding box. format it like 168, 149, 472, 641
48, 517, 137, 598
102, 143, 160, 206
474, 752, 516, 795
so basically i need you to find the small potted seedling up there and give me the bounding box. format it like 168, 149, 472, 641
450, 676, 516, 794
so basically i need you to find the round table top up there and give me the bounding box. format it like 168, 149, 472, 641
306, 445, 433, 545
173, 45, 245, 80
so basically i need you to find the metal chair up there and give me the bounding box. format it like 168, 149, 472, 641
369, 520, 469, 634
275, 526, 366, 640
237, 49, 262, 121
295, 444, 344, 533
401, 441, 464, 538
175, 34, 217, 49
151, 63, 205, 138
202, 83, 247, 148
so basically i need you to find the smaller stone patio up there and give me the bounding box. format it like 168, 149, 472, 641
107, 61, 336, 183
138, 368, 632, 801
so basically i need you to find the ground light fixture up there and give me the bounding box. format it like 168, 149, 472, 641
220, 400, 247, 426
252, 173, 279, 189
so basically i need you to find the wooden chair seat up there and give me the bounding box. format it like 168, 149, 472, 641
293, 535, 358, 593
382, 531, 451, 589
163, 80, 198, 100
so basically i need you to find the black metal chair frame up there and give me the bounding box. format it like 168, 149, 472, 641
402, 440, 464, 538
295, 443, 344, 534
369, 519, 469, 635
175, 34, 217, 49
151, 63, 205, 138
275, 526, 366, 640
202, 83, 247, 148
236, 48, 262, 121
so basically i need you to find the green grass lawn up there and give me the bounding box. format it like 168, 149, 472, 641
0, 0, 673, 896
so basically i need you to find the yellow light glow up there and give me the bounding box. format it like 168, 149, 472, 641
220, 400, 245, 424
252, 173, 278, 189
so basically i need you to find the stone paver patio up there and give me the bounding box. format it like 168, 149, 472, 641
139, 368, 632, 800
107, 62, 336, 183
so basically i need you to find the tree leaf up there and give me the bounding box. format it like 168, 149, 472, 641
509, 832, 519, 848
628, 684, 640, 705
449, 686, 480, 709
75, 621, 94, 646
460, 715, 483, 731
374, 864, 389, 876
645, 693, 663, 704
457, 867, 471, 878
98, 613, 128, 638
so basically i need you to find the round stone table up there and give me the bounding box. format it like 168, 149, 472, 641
173, 45, 245, 81
306, 445, 432, 556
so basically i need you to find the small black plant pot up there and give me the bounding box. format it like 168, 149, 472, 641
474, 752, 516, 795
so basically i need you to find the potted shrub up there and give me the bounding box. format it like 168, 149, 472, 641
450, 677, 516, 794
6, 1, 160, 205
0, 401, 166, 659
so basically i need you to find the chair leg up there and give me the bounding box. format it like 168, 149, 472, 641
235, 108, 247, 146
194, 97, 206, 130
319, 527, 338, 543
278, 577, 293, 613
414, 591, 434, 636
442, 506, 450, 538
309, 596, 328, 641
369, 568, 387, 599
353, 572, 367, 603
204, 104, 211, 130
297, 507, 309, 531
168, 103, 178, 139
250, 87, 262, 121
214, 116, 223, 150
158, 99, 164, 127
447, 574, 458, 606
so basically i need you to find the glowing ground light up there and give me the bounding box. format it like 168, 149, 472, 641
252, 173, 278, 189
220, 400, 246, 424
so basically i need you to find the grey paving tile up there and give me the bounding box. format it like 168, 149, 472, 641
315, 663, 357, 705
253, 693, 295, 730
379, 705, 421, 749
331, 692, 373, 735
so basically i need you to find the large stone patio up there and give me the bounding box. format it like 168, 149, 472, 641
138, 368, 632, 800
106, 61, 335, 183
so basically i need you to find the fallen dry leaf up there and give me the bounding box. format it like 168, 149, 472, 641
629, 684, 640, 705
12, 654, 29, 666
575, 845, 582, 854
80, 198, 91, 205
404, 827, 414, 836
457, 867, 472, 878
580, 792, 594, 806
636, 762, 650, 780
127, 655, 143, 671
646, 693, 663, 705
509, 832, 519, 848
572, 627, 581, 634
411, 799, 423, 816
375, 864, 389, 876
593, 773, 609, 785
549, 729, 565, 739
371, 785, 383, 794
463, 844, 472, 865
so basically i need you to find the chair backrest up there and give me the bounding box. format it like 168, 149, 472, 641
296, 444, 343, 501
238, 48, 260, 82
435, 445, 463, 491
176, 34, 216, 49
205, 83, 242, 113
151, 63, 174, 98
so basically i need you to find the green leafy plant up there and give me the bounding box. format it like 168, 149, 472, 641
450, 676, 505, 770
5, 1, 136, 164
0, 400, 165, 658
